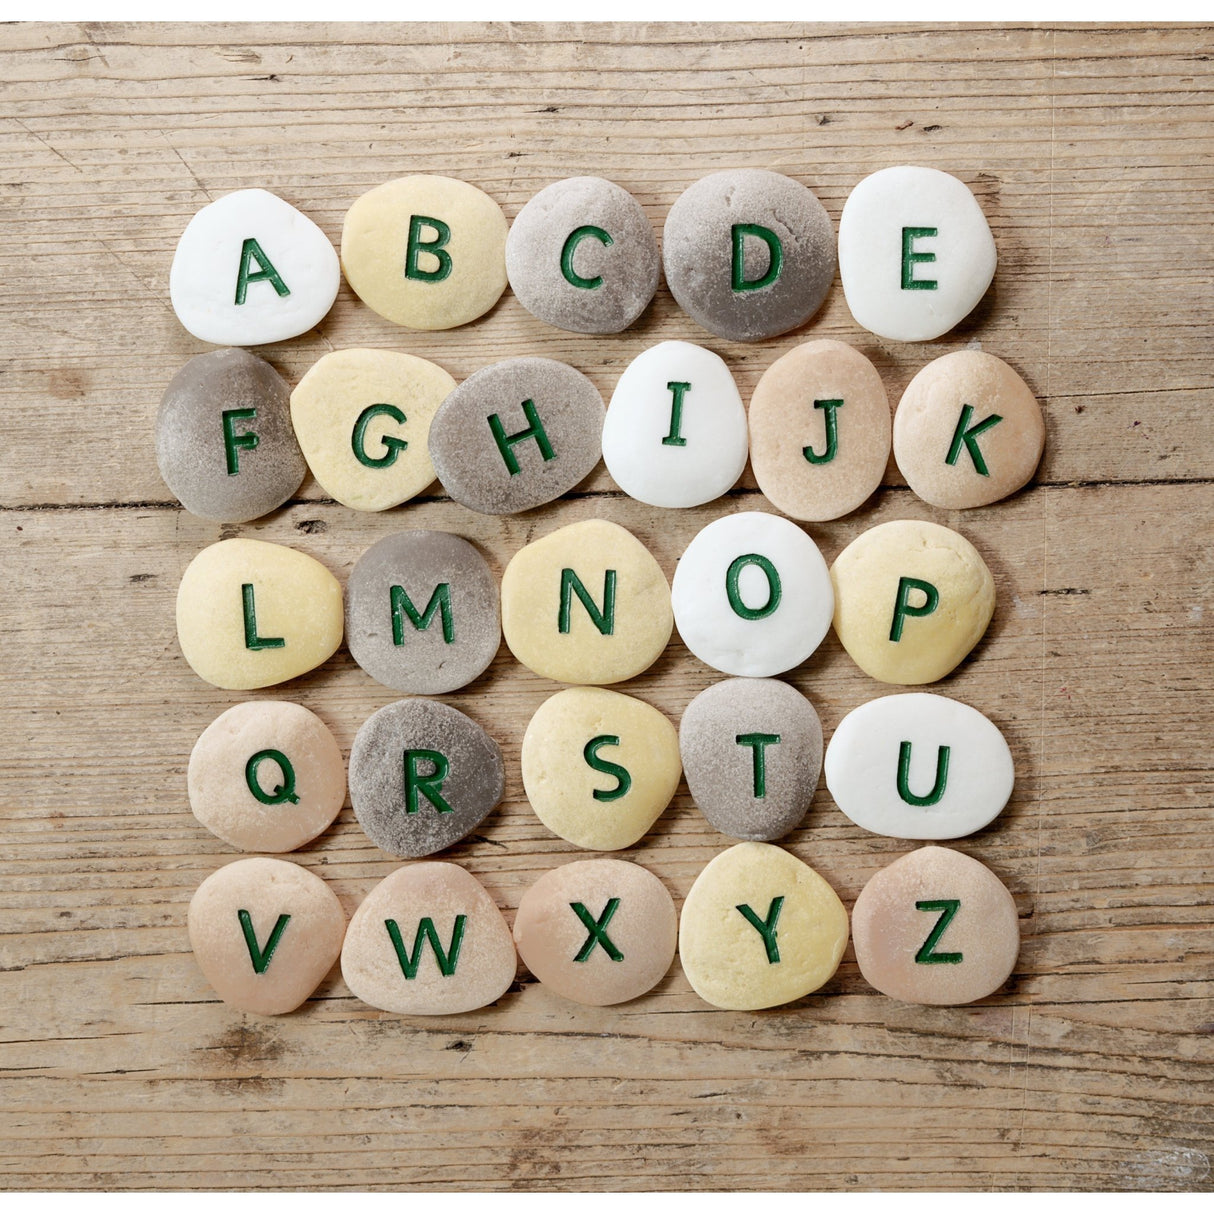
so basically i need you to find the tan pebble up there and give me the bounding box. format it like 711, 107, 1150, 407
851, 845, 1020, 1005
176, 538, 343, 690
678, 841, 849, 1010
749, 339, 891, 521
290, 348, 456, 511
341, 175, 508, 330
340, 862, 516, 1015
188, 857, 346, 1015
830, 519, 994, 685
500, 518, 672, 685
521, 687, 681, 850
513, 859, 677, 1005
188, 701, 345, 853
894, 350, 1044, 509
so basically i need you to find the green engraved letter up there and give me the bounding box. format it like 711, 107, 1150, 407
405, 215, 452, 282
222, 407, 259, 475
731, 223, 783, 292
914, 899, 963, 965
583, 735, 632, 803
662, 381, 691, 448
245, 749, 300, 806
571, 899, 624, 962
726, 553, 782, 621
241, 583, 285, 651
487, 399, 556, 476
385, 915, 466, 978
889, 576, 939, 643
238, 909, 291, 975
897, 740, 950, 807
559, 568, 616, 636
234, 237, 291, 305
901, 226, 938, 291
803, 399, 843, 465
945, 404, 1003, 477
391, 583, 455, 646
736, 897, 784, 965
560, 225, 613, 289
352, 403, 408, 469
736, 733, 781, 798
403, 749, 453, 815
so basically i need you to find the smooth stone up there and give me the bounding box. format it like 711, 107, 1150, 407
346, 531, 500, 695
520, 687, 681, 851
188, 701, 345, 853
289, 348, 456, 512
170, 188, 340, 346
348, 698, 504, 858
341, 175, 508, 330
678, 841, 849, 1011
505, 176, 659, 334
838, 165, 997, 342
340, 862, 516, 1015
825, 693, 1014, 840
176, 539, 343, 690
851, 845, 1020, 1005
663, 169, 835, 343
428, 357, 604, 515
188, 857, 345, 1015
680, 678, 822, 842
512, 859, 677, 1005
671, 511, 834, 678
830, 519, 995, 685
501, 518, 672, 685
748, 339, 891, 521
893, 350, 1045, 508
601, 340, 748, 508
156, 348, 306, 523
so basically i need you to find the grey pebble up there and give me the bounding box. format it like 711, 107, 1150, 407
662, 169, 836, 343
349, 698, 505, 859
679, 677, 823, 841
428, 357, 604, 514
506, 176, 660, 334
155, 347, 306, 522
346, 530, 500, 695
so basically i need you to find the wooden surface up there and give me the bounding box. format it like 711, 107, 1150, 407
2, 22, 1212, 1192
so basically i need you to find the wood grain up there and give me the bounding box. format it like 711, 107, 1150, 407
1, 22, 1212, 1192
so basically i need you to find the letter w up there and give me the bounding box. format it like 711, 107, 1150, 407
384, 915, 466, 978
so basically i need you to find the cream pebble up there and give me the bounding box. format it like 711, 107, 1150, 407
501, 518, 672, 685
830, 519, 995, 685
513, 859, 678, 1005
678, 841, 849, 1011
341, 175, 508, 330
851, 845, 1020, 1005
825, 693, 1014, 839
521, 687, 681, 851
893, 350, 1045, 509
188, 857, 346, 1015
188, 701, 345, 853
170, 188, 340, 346
340, 862, 517, 1015
748, 339, 891, 522
671, 511, 834, 678
838, 165, 997, 342
175, 539, 343, 690
289, 348, 456, 512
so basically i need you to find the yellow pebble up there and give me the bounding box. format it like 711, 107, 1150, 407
176, 538, 343, 690
678, 841, 849, 1010
521, 687, 682, 850
341, 175, 508, 330
830, 519, 995, 685
501, 518, 672, 685
289, 348, 456, 511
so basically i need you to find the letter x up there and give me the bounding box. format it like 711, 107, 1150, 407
570, 898, 624, 963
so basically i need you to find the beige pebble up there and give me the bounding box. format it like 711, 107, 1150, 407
341, 175, 508, 330
894, 350, 1044, 509
749, 339, 891, 521
513, 859, 678, 1005
851, 845, 1020, 1005
188, 857, 346, 1015
521, 687, 681, 850
340, 862, 516, 1015
290, 348, 456, 512
830, 519, 995, 685
678, 841, 849, 1010
176, 539, 343, 690
188, 701, 345, 853
500, 518, 672, 685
